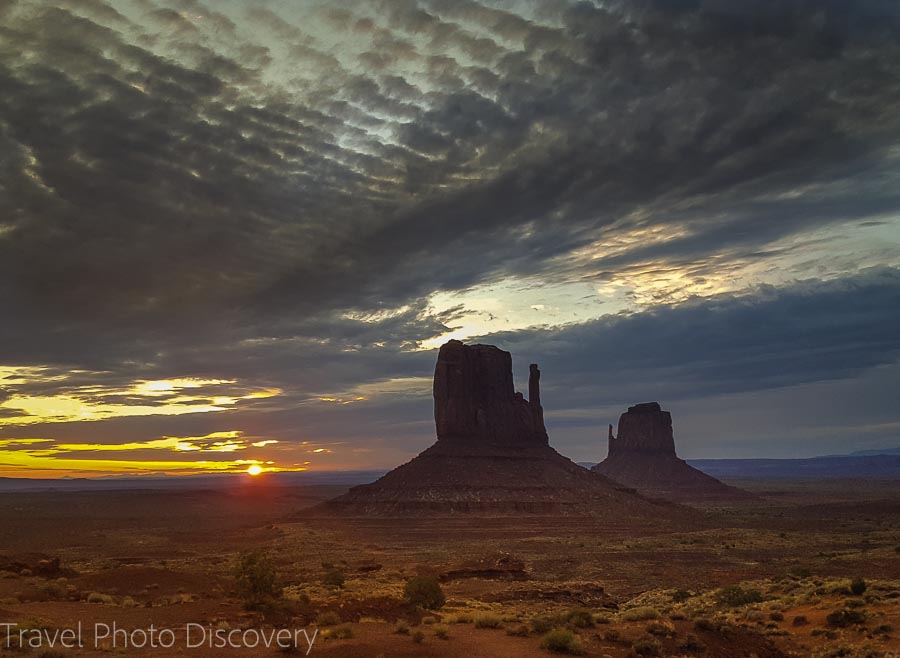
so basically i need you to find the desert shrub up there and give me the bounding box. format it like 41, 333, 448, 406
412, 630, 425, 644
530, 615, 556, 633
693, 618, 717, 632
874, 623, 893, 635
540, 629, 584, 654
677, 634, 705, 652
403, 575, 445, 610
716, 585, 764, 607
474, 613, 502, 629
594, 614, 611, 624
433, 625, 449, 639
566, 608, 594, 628
769, 611, 784, 621
670, 611, 687, 620
790, 567, 813, 579
322, 570, 345, 589
86, 592, 114, 605
646, 621, 674, 636
421, 616, 436, 625
326, 625, 353, 640
316, 611, 341, 627
446, 613, 471, 624
845, 598, 866, 609
672, 588, 692, 603
826, 609, 866, 628
632, 635, 663, 656
234, 552, 280, 609
603, 629, 621, 641
792, 615, 808, 626
850, 578, 867, 595
394, 621, 409, 635
620, 606, 660, 622
506, 625, 529, 637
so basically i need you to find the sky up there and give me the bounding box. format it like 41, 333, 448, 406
1, 0, 900, 477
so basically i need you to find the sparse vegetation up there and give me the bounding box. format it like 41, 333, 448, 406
632, 635, 663, 656
621, 606, 660, 621
565, 608, 594, 628
716, 585, 764, 607
412, 630, 425, 644
234, 552, 280, 609
540, 629, 584, 654
403, 575, 445, 610
474, 612, 502, 629
323, 569, 345, 589
433, 625, 449, 639
316, 611, 341, 627
826, 609, 866, 628
850, 578, 867, 595
394, 621, 410, 635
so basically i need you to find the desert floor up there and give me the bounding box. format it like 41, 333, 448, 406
1, 477, 898, 657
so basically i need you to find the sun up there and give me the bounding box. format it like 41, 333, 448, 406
246, 464, 263, 476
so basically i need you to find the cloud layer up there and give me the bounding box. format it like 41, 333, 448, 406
1, 0, 899, 471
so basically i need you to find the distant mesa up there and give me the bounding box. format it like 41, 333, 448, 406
319, 341, 687, 519
592, 402, 752, 503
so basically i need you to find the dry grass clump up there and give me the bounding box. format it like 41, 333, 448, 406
620, 606, 660, 622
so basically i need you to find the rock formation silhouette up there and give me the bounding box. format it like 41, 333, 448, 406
320, 342, 687, 518
433, 341, 548, 446
593, 402, 751, 503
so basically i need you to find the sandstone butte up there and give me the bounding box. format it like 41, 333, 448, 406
320, 340, 694, 519
592, 402, 752, 503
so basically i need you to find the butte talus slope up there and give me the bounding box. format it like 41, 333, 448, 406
592, 402, 752, 503
321, 341, 683, 519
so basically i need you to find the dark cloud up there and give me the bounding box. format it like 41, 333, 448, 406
0, 0, 899, 463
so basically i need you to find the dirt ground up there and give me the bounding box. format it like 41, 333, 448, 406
0, 477, 898, 657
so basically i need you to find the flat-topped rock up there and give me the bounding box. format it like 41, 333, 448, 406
594, 402, 752, 503
434, 340, 547, 446
608, 401, 676, 456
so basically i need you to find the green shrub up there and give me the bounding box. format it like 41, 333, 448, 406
850, 578, 867, 595
693, 618, 717, 632
326, 625, 352, 640
316, 611, 341, 627
446, 613, 471, 624
646, 621, 673, 636
677, 634, 705, 652
632, 635, 662, 656
715, 586, 764, 607
403, 576, 445, 610
826, 609, 865, 628
566, 609, 594, 628
433, 625, 449, 639
620, 606, 660, 621
530, 615, 556, 633
474, 613, 502, 629
540, 629, 584, 654
323, 570, 345, 589
234, 552, 280, 609
672, 588, 692, 603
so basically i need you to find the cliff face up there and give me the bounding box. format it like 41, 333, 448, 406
608, 402, 676, 456
433, 340, 548, 446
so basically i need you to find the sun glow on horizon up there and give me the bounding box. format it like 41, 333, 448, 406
246, 464, 263, 476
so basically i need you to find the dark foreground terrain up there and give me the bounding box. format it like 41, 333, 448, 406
0, 477, 897, 657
